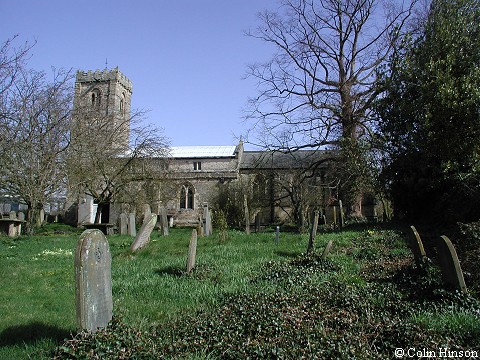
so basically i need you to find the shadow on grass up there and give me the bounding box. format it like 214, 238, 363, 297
154, 266, 185, 277
0, 322, 71, 346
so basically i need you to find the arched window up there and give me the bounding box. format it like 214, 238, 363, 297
180, 184, 194, 209
119, 92, 126, 117
91, 89, 101, 107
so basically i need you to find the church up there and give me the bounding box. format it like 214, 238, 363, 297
69, 68, 339, 229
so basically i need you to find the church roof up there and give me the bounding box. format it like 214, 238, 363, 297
240, 150, 331, 169
169, 146, 237, 158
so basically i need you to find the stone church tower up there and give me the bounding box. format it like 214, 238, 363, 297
72, 67, 133, 148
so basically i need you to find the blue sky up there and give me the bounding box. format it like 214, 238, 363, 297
1, 1, 279, 148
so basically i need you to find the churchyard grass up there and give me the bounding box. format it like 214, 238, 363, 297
1, 225, 479, 359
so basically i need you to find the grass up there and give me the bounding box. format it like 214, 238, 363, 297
0, 224, 479, 359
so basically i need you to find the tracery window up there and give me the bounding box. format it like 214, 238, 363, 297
180, 184, 194, 209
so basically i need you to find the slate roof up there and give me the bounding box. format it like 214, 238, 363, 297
169, 146, 237, 158
240, 150, 331, 170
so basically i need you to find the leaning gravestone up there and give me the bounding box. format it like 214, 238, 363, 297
75, 229, 112, 332
130, 213, 157, 252
128, 213, 136, 237
436, 235, 467, 293
321, 239, 334, 260
186, 229, 198, 274
119, 213, 128, 235
409, 226, 427, 268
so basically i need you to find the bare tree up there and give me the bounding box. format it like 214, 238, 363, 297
67, 105, 170, 224
0, 66, 73, 229
245, 0, 415, 215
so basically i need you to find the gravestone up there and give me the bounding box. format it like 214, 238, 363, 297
338, 200, 344, 229
119, 213, 128, 235
204, 209, 212, 237
9, 211, 16, 220
17, 212, 25, 221
437, 236, 467, 293
321, 240, 334, 260
130, 213, 157, 252
75, 229, 112, 332
128, 213, 136, 237
333, 206, 337, 229
186, 229, 198, 274
275, 226, 280, 245
244, 195, 250, 235
142, 204, 151, 224
409, 226, 427, 268
159, 207, 169, 236
307, 210, 319, 254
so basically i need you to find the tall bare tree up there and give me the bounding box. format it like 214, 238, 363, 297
0, 66, 73, 229
245, 0, 415, 215
67, 105, 170, 224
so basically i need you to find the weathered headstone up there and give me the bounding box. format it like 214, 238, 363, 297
119, 213, 128, 235
130, 213, 157, 252
204, 209, 212, 237
186, 229, 198, 274
338, 200, 344, 230
9, 211, 16, 220
437, 235, 467, 293
142, 204, 151, 224
333, 206, 337, 229
307, 210, 319, 254
159, 207, 169, 236
321, 239, 334, 260
128, 213, 136, 237
275, 226, 280, 245
410, 226, 427, 268
75, 229, 112, 332
244, 195, 250, 235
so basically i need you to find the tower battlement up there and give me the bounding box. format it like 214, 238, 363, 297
76, 67, 133, 92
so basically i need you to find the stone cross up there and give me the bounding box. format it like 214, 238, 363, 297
128, 213, 136, 237
409, 226, 427, 268
437, 235, 467, 293
75, 229, 113, 332
119, 213, 128, 235
130, 213, 157, 252
186, 229, 198, 274
321, 240, 334, 260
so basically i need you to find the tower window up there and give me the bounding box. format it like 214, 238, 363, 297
91, 89, 101, 107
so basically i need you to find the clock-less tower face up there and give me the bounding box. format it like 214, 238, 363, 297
73, 68, 133, 149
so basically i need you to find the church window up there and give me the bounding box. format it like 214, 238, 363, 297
91, 89, 101, 107
193, 161, 202, 171
180, 185, 194, 209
